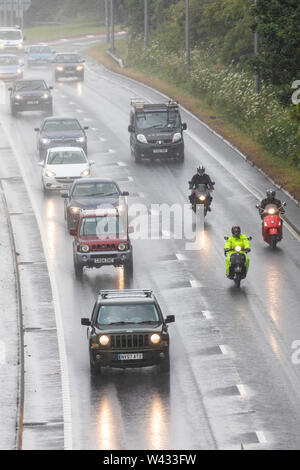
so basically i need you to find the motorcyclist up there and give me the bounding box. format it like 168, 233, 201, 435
189, 165, 214, 210
224, 225, 251, 278
257, 189, 285, 219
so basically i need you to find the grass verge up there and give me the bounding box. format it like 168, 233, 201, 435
88, 41, 300, 201
24, 22, 113, 43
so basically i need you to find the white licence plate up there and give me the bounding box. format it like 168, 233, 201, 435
94, 258, 114, 264
27, 100, 39, 105
118, 353, 143, 360
153, 148, 168, 153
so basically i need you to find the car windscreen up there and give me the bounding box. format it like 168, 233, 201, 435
80, 216, 125, 237
0, 30, 22, 40
97, 303, 160, 325
29, 46, 51, 54
73, 182, 119, 197
55, 54, 80, 63
15, 80, 47, 91
136, 111, 180, 130
42, 119, 81, 132
47, 151, 86, 165
0, 56, 18, 65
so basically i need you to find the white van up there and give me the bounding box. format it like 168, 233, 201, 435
0, 27, 24, 53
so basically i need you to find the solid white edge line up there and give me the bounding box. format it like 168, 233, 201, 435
256, 431, 267, 444
0, 117, 73, 450
236, 384, 247, 397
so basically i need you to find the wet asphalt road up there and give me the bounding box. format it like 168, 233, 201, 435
1, 37, 300, 450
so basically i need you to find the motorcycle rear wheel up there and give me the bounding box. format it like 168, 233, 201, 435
270, 234, 278, 249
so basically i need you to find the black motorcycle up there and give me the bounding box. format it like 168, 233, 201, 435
190, 183, 214, 215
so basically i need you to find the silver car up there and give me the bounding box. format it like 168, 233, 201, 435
0, 54, 23, 80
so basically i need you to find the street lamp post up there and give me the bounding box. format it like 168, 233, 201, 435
185, 0, 190, 76
110, 0, 115, 52
105, 0, 110, 43
254, 0, 260, 93
144, 0, 149, 48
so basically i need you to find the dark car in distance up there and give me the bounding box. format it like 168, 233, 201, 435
128, 99, 187, 163
35, 117, 88, 159
53, 52, 85, 82
81, 289, 175, 374
62, 178, 129, 232
9, 79, 53, 117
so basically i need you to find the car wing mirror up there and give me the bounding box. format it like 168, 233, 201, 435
8, 87, 12, 91
49, 86, 53, 90
165, 315, 175, 324
89, 160, 95, 166
128, 124, 135, 133
61, 192, 69, 198
34, 128, 40, 132
122, 191, 129, 196
128, 226, 134, 234
70, 228, 77, 236
83, 126, 89, 130
182, 122, 187, 131
81, 318, 91, 326
81, 59, 85, 63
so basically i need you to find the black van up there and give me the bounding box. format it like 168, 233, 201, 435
128, 100, 187, 162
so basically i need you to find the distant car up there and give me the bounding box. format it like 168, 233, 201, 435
52, 52, 85, 82
0, 27, 24, 54
71, 207, 133, 278
0, 54, 23, 80
9, 79, 53, 117
26, 44, 55, 68
35, 117, 88, 159
38, 147, 94, 193
61, 178, 129, 232
81, 289, 175, 374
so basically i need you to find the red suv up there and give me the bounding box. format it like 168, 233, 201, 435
71, 208, 133, 278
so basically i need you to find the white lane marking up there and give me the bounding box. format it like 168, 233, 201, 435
256, 431, 267, 444
108, 148, 115, 153
117, 161, 127, 167
202, 310, 213, 320
236, 384, 247, 397
83, 117, 92, 122
190, 280, 202, 288
60, 95, 67, 98
127, 176, 134, 182
69, 101, 75, 105
99, 136, 107, 141
187, 130, 300, 242
176, 253, 187, 261
0, 116, 73, 449
219, 344, 230, 355
76, 109, 83, 113
0, 340, 5, 365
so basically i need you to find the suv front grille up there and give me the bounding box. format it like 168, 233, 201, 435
110, 334, 149, 349
91, 244, 116, 251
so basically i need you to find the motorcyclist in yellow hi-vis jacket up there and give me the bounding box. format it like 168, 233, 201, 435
224, 226, 251, 278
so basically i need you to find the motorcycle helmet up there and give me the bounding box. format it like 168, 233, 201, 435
266, 189, 276, 200
231, 225, 241, 237
197, 165, 205, 176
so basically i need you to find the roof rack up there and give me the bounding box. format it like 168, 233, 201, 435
99, 289, 153, 299
130, 98, 145, 109
167, 100, 178, 108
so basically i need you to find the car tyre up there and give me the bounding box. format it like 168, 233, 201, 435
134, 150, 141, 164
124, 254, 133, 277
90, 356, 102, 376
74, 261, 83, 278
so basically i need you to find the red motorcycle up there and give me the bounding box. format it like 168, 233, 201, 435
256, 202, 286, 248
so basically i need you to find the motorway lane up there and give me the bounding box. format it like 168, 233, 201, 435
1, 40, 300, 449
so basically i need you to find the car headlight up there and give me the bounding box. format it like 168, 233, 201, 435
15, 94, 23, 100
76, 66, 83, 71
150, 334, 161, 344
172, 132, 182, 143
137, 134, 147, 144
70, 207, 81, 214
99, 335, 110, 346
80, 244, 90, 253
56, 66, 64, 71
42, 93, 49, 99
80, 169, 90, 177
235, 246, 242, 252
17, 68, 22, 74
45, 170, 56, 177
118, 243, 127, 251
76, 137, 85, 143
0, 44, 4, 49
41, 138, 51, 145
17, 44, 23, 49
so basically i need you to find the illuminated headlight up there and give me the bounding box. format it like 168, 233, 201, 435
80, 169, 90, 177
56, 66, 64, 71
99, 335, 110, 346
15, 94, 23, 100
42, 93, 49, 99
0, 44, 4, 49
137, 134, 147, 144
41, 138, 51, 144
17, 68, 22, 74
76, 137, 85, 143
17, 44, 23, 49
118, 243, 127, 251
199, 195, 206, 201
235, 246, 242, 252
172, 132, 181, 143
80, 244, 90, 253
76, 66, 83, 71
268, 208, 275, 214
70, 207, 81, 214
150, 334, 161, 344
45, 170, 56, 177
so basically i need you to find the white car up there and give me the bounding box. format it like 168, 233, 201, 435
39, 147, 94, 192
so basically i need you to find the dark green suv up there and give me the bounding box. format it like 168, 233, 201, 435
81, 289, 175, 374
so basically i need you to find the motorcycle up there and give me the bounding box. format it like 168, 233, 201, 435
256, 202, 286, 249
189, 182, 215, 215
224, 236, 252, 288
